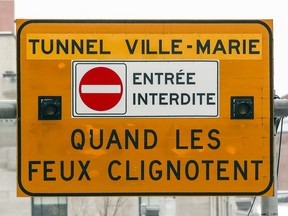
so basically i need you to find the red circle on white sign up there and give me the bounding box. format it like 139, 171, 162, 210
79, 67, 123, 111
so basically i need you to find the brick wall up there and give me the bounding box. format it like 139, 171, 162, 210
0, 0, 14, 33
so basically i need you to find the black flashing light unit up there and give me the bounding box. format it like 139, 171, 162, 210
38, 96, 62, 120
231, 96, 254, 119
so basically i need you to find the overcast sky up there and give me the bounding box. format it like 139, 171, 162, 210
14, 0, 288, 97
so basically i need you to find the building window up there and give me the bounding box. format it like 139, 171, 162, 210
140, 197, 160, 216
32, 197, 67, 216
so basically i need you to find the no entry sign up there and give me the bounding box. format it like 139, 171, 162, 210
73, 62, 126, 115
72, 61, 218, 117
79, 67, 123, 111
17, 20, 273, 197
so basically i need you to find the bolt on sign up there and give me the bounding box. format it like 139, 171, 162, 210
17, 20, 273, 196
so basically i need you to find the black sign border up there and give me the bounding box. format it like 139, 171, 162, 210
17, 19, 274, 197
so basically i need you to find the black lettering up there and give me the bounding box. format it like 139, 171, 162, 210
229, 40, 240, 54
90, 129, 104, 150
106, 129, 122, 149
78, 160, 91, 180
71, 39, 84, 54
234, 160, 248, 180
251, 160, 263, 180
146, 40, 157, 54
149, 160, 162, 180
167, 160, 180, 180
176, 129, 188, 149
44, 161, 56, 181
126, 160, 138, 180
141, 160, 145, 180
186, 73, 196, 85
159, 93, 168, 105
159, 40, 170, 54
133, 73, 142, 85
176, 72, 185, 84
181, 93, 190, 105
155, 73, 164, 84
202, 160, 213, 180
191, 129, 203, 149
86, 39, 97, 54
165, 73, 174, 84
141, 40, 145, 54
56, 39, 69, 54
42, 39, 53, 54
213, 40, 226, 54
217, 160, 229, 180
71, 129, 85, 150
171, 39, 182, 54
207, 93, 216, 105
29, 161, 40, 181
243, 39, 246, 54
197, 93, 205, 105
150, 93, 157, 105
137, 93, 148, 105
185, 160, 199, 180
249, 39, 260, 54
170, 93, 179, 105
125, 129, 139, 149
60, 161, 74, 181
28, 39, 40, 54
207, 129, 221, 150
108, 160, 121, 181
99, 39, 111, 54
143, 73, 153, 84
197, 39, 210, 54
125, 39, 138, 54
144, 129, 157, 149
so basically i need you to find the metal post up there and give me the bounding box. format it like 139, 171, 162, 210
261, 98, 288, 216
140, 203, 147, 216
261, 125, 278, 216
0, 100, 16, 119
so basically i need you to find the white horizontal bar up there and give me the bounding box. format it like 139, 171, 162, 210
81, 85, 121, 94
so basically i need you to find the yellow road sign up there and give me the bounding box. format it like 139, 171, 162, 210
17, 20, 273, 196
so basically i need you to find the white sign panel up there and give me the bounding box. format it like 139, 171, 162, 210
72, 61, 219, 117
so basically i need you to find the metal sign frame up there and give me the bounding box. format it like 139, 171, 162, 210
17, 20, 273, 197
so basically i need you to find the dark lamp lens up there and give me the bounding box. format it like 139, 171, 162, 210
44, 104, 58, 116
237, 102, 251, 115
